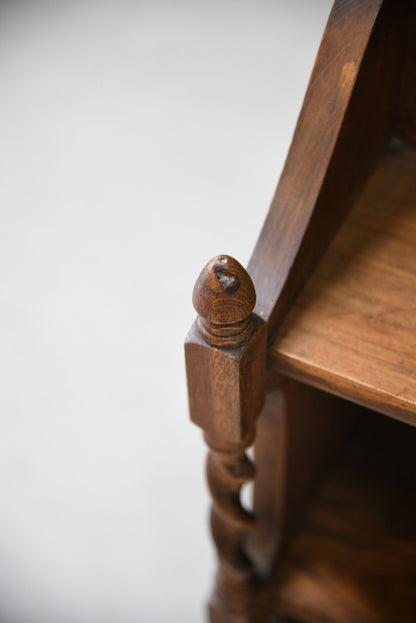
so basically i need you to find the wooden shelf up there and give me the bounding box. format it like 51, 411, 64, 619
273, 413, 416, 623
270, 144, 416, 426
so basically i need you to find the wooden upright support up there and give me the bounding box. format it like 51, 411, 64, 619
185, 1, 416, 622
185, 255, 267, 623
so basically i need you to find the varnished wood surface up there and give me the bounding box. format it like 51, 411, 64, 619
274, 413, 416, 623
270, 144, 416, 426
249, 0, 406, 338
251, 378, 356, 576
186, 1, 416, 621
185, 256, 267, 622
192, 256, 257, 347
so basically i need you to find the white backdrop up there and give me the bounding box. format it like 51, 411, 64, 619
0, 2, 332, 621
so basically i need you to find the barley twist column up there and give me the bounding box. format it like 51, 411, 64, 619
185, 255, 267, 623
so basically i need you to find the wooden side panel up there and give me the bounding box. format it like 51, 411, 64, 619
250, 376, 358, 575
248, 387, 286, 576
248, 0, 405, 338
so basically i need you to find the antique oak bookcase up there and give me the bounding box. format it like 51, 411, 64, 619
185, 0, 416, 621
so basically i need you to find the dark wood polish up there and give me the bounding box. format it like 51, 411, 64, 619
185, 0, 416, 621
274, 415, 416, 623
270, 145, 416, 427
185, 256, 267, 622
248, 0, 406, 339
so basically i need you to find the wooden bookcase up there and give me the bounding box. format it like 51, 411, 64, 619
185, 0, 416, 621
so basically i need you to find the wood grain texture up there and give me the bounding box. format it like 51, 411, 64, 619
193, 256, 257, 347
186, 1, 416, 621
273, 413, 416, 623
248, 0, 406, 338
250, 377, 356, 577
270, 144, 416, 426
185, 256, 267, 623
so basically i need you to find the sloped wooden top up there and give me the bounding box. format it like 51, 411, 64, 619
270, 144, 416, 426
248, 0, 405, 336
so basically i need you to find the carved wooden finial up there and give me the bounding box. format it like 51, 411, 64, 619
192, 255, 256, 347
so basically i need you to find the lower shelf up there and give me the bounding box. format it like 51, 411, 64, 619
273, 413, 416, 623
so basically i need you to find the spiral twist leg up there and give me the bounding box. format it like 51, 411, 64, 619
207, 440, 257, 620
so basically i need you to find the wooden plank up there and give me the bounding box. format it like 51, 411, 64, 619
250, 377, 357, 576
248, 0, 406, 338
270, 145, 416, 426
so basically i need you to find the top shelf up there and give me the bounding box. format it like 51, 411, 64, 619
270, 143, 416, 426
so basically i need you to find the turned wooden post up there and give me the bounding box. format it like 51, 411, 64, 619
185, 255, 267, 623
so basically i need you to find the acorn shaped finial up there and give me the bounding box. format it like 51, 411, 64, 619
192, 255, 256, 347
